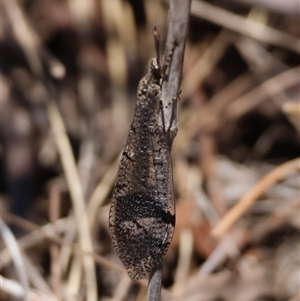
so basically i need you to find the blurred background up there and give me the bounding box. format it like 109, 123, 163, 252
0, 0, 299, 300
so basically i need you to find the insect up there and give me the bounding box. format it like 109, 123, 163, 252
109, 26, 177, 280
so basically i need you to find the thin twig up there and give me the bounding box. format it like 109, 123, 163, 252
147, 262, 163, 301
147, 0, 191, 300
161, 0, 191, 144
212, 157, 300, 238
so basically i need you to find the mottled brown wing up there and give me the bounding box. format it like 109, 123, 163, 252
109, 76, 175, 280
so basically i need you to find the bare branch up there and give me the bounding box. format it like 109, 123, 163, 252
162, 0, 191, 145
147, 1, 191, 300
147, 262, 163, 301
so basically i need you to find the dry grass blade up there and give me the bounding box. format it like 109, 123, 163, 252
282, 102, 300, 116
193, 190, 242, 273
1, 211, 125, 273
22, 254, 54, 296
181, 30, 234, 101
0, 213, 68, 269
172, 229, 193, 296
184, 66, 300, 137
212, 157, 300, 238
2, 0, 97, 298
47, 100, 97, 301
48, 187, 63, 301
1, 0, 42, 75
0, 275, 27, 300
198, 234, 240, 275
111, 274, 132, 301
225, 67, 300, 121
87, 158, 119, 228
0, 275, 55, 301
191, 0, 300, 53
0, 219, 30, 301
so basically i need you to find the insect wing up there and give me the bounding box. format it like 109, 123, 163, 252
109, 69, 175, 280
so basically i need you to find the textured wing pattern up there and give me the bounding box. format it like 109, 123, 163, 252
109, 70, 175, 280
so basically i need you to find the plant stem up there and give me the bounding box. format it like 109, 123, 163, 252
147, 262, 163, 301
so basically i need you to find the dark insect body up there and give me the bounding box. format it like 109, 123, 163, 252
109, 30, 176, 280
